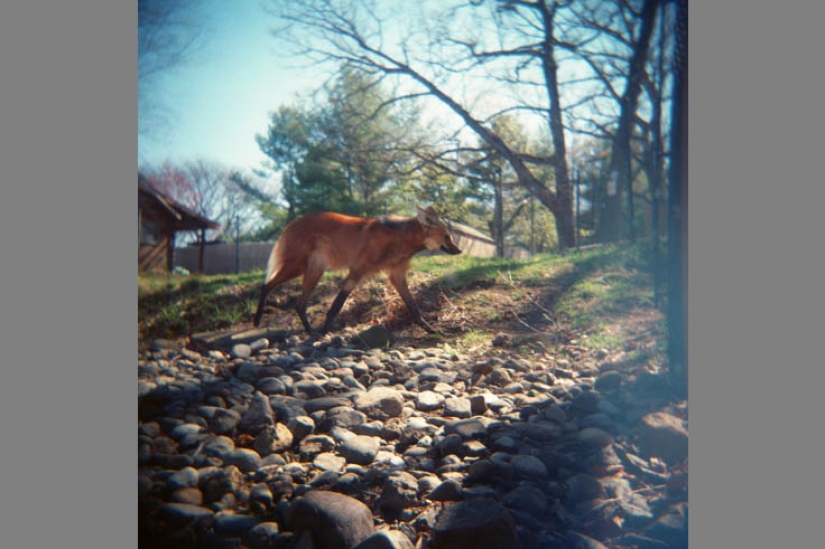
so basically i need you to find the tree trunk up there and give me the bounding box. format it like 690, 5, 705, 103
539, 0, 575, 250
649, 6, 668, 307
197, 228, 206, 274
596, 0, 660, 243
493, 164, 504, 257
667, 0, 688, 396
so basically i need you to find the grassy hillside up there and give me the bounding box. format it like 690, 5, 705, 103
138, 244, 665, 369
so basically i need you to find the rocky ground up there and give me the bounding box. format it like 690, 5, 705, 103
138, 324, 688, 549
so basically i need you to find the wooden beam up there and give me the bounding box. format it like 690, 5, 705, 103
197, 228, 206, 274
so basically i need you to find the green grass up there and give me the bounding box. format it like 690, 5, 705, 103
138, 270, 265, 341
138, 243, 658, 347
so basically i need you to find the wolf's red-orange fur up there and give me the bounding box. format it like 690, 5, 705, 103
253, 205, 461, 335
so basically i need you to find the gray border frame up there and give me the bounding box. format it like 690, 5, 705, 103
689, 0, 825, 547
1, 2, 136, 547
2, 0, 825, 547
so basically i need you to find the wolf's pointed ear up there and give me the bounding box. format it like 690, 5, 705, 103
416, 205, 439, 227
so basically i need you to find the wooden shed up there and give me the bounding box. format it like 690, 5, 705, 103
447, 222, 530, 260
138, 174, 220, 272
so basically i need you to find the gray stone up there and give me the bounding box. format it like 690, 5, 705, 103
294, 380, 327, 399
614, 534, 670, 548
502, 382, 525, 394
356, 325, 393, 349
402, 416, 433, 436
211, 408, 241, 436
503, 358, 530, 373
332, 472, 363, 496
231, 343, 252, 359
208, 349, 227, 361
639, 412, 689, 464
339, 435, 381, 465
304, 396, 352, 414
571, 391, 601, 414
580, 412, 615, 432
594, 370, 622, 392
314, 452, 346, 472
203, 435, 235, 459
379, 471, 419, 517
152, 453, 193, 470
466, 459, 508, 485
566, 531, 610, 549
488, 368, 512, 387
491, 435, 519, 453
288, 415, 315, 441
238, 391, 274, 435
250, 483, 274, 513
443, 397, 472, 418
138, 439, 153, 464
353, 530, 415, 549
511, 455, 549, 480
461, 439, 488, 457
236, 361, 260, 383
253, 423, 294, 456
577, 427, 614, 450
224, 448, 262, 473
169, 487, 203, 505
427, 479, 463, 502
309, 469, 341, 488
642, 502, 688, 548
138, 380, 156, 398
213, 511, 261, 538
438, 433, 463, 456
431, 497, 521, 549
256, 377, 287, 395
597, 398, 623, 417
159, 503, 214, 530
299, 434, 336, 458
444, 417, 491, 440
242, 522, 280, 549
416, 390, 445, 412
326, 407, 368, 430
502, 484, 548, 517
249, 338, 270, 353
354, 387, 404, 420
151, 434, 178, 455
633, 372, 669, 395
416, 475, 440, 495
418, 367, 456, 385
168, 466, 199, 490
567, 473, 604, 504
288, 490, 375, 549
169, 423, 206, 443
343, 375, 367, 391
468, 395, 488, 416
512, 422, 561, 441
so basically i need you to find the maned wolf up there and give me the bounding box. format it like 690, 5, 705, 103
253, 205, 461, 335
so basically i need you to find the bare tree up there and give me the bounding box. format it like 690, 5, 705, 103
264, 0, 579, 249
565, 0, 660, 243
141, 159, 260, 243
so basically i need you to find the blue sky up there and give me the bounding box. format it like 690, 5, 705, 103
138, 0, 320, 172
137, 0, 631, 181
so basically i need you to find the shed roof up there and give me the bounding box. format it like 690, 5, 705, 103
448, 221, 495, 245
138, 174, 221, 231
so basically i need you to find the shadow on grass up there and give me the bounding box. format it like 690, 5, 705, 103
139, 275, 263, 342
138, 244, 651, 344
415, 244, 646, 334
